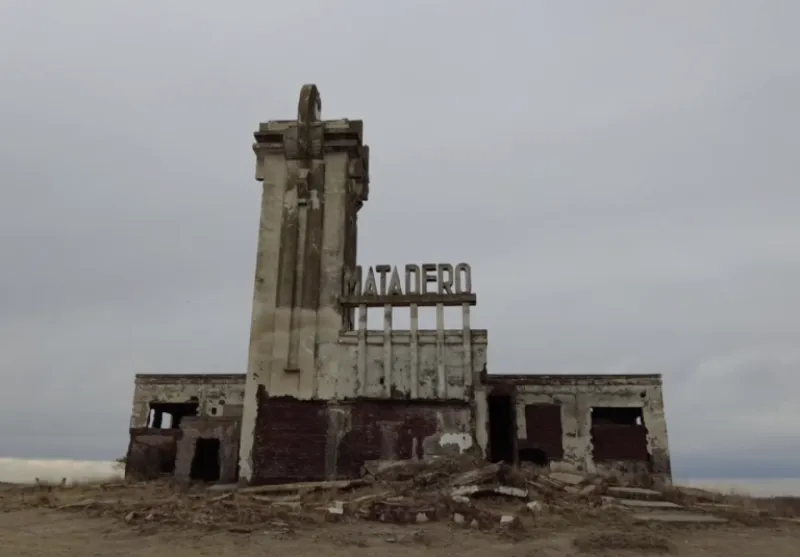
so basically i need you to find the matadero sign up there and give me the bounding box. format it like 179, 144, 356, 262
342, 263, 476, 307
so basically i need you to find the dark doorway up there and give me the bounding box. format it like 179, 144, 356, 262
190, 438, 221, 482
487, 394, 515, 463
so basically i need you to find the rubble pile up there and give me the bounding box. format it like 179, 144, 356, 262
3, 457, 626, 533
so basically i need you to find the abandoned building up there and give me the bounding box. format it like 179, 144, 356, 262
125, 85, 672, 488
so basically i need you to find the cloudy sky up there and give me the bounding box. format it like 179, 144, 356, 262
1, 1, 798, 479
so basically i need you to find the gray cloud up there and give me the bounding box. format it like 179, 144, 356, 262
1, 1, 798, 478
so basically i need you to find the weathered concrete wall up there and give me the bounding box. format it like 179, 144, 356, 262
335, 330, 487, 400
174, 417, 240, 486
240, 87, 371, 483
125, 428, 181, 480
250, 389, 472, 484
129, 374, 245, 428
479, 374, 671, 487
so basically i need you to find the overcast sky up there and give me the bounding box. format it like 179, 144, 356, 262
1, 1, 798, 479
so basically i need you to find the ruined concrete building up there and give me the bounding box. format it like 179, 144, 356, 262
126, 85, 672, 488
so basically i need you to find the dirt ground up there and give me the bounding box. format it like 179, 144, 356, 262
2, 464, 800, 557
1, 508, 799, 557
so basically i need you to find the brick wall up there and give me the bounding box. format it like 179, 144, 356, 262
250, 387, 472, 484
591, 424, 649, 461
252, 390, 329, 484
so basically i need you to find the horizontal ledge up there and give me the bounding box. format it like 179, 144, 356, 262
340, 294, 477, 307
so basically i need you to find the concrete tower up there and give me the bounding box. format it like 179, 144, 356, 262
238, 85, 370, 482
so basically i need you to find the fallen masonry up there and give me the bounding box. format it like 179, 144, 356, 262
32, 457, 746, 532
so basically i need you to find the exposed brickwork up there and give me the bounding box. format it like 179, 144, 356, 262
251, 388, 328, 484
336, 400, 470, 478
591, 424, 649, 461
522, 403, 564, 459
125, 428, 181, 480
250, 386, 472, 484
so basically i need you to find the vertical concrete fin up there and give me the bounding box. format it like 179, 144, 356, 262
383, 304, 392, 396
436, 303, 446, 399
410, 304, 419, 399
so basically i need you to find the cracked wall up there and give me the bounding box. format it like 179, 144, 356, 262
129, 374, 245, 429
479, 374, 671, 488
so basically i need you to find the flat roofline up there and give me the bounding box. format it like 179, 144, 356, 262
135, 373, 246, 382
485, 373, 662, 384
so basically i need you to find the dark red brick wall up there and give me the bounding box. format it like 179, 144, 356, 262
591, 425, 649, 461
336, 400, 468, 478
251, 389, 471, 484
252, 389, 328, 484
522, 403, 564, 459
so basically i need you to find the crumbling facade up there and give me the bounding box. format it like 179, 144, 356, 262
126, 374, 244, 482
126, 85, 672, 488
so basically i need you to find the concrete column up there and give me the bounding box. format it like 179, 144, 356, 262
238, 85, 370, 483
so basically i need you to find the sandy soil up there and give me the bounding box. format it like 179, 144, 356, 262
0, 507, 798, 557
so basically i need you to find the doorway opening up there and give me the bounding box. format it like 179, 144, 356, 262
190, 438, 221, 482
487, 393, 515, 463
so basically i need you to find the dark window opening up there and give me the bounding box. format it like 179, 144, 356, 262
147, 401, 199, 429
590, 406, 649, 462
190, 438, 221, 482
487, 394, 515, 463
518, 447, 549, 467
523, 403, 564, 461
591, 406, 644, 426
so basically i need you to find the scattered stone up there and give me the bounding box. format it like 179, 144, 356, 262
470, 518, 479, 528
526, 501, 544, 513
451, 495, 470, 504
453, 513, 466, 524
325, 506, 345, 522
415, 512, 429, 523
124, 511, 137, 523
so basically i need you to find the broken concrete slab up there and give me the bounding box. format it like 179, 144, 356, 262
606, 486, 662, 500
602, 496, 682, 509
633, 512, 728, 524
239, 479, 369, 495
449, 463, 504, 487
547, 472, 585, 486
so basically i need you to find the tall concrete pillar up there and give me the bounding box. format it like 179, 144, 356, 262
238, 85, 370, 482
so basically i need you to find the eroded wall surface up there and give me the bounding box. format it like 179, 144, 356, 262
481, 374, 672, 487
130, 374, 245, 428
335, 330, 487, 400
